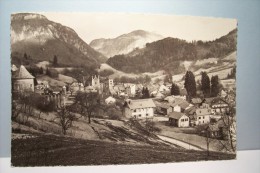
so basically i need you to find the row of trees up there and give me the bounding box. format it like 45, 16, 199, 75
114, 75, 151, 84
184, 71, 222, 99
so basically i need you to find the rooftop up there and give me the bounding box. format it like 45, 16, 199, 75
12, 65, 34, 79
169, 112, 185, 119
126, 99, 156, 109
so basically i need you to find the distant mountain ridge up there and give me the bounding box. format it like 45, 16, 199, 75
90, 30, 163, 58
107, 29, 237, 74
11, 13, 107, 67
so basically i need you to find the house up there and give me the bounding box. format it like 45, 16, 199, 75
12, 65, 35, 92
105, 96, 116, 104
191, 98, 202, 107
169, 112, 189, 127
220, 89, 228, 98
70, 82, 84, 92
35, 80, 49, 90
202, 97, 230, 114
164, 95, 186, 103
123, 99, 156, 119
169, 98, 190, 113
194, 108, 211, 126
156, 102, 172, 115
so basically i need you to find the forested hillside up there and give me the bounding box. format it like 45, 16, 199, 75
107, 29, 237, 73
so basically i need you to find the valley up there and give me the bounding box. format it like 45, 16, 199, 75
11, 13, 237, 166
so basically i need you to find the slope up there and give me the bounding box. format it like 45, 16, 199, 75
11, 13, 107, 67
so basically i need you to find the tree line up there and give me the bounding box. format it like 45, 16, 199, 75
184, 71, 222, 99
107, 29, 237, 74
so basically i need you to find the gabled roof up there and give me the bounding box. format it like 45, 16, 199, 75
179, 101, 190, 109
169, 112, 186, 119
191, 98, 202, 104
12, 65, 34, 79
185, 106, 196, 115
157, 102, 171, 109
125, 99, 156, 109
203, 97, 228, 105
170, 98, 186, 107
196, 108, 211, 116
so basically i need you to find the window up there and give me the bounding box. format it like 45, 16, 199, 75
146, 113, 149, 116
139, 114, 141, 117
203, 116, 205, 119
199, 117, 201, 119
134, 109, 136, 112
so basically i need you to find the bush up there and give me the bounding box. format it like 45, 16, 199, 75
46, 68, 59, 78
99, 69, 114, 77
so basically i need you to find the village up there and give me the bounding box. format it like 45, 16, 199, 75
11, 63, 236, 156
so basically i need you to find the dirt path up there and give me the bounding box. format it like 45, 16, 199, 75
157, 135, 203, 151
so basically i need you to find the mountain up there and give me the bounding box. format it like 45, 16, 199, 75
107, 29, 237, 74
11, 13, 107, 67
89, 30, 163, 58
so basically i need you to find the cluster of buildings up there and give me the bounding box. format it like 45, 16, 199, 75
12, 65, 234, 132
122, 92, 231, 129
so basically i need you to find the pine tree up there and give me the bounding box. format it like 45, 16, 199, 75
201, 71, 211, 97
171, 83, 180, 95
184, 71, 196, 99
53, 55, 58, 67
145, 87, 150, 98
211, 75, 220, 97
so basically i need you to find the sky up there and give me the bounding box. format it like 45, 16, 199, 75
41, 12, 237, 44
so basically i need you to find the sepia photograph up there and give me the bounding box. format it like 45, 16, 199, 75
11, 12, 237, 166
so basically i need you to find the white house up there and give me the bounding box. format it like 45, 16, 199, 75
169, 112, 189, 127
105, 96, 116, 104
12, 65, 35, 92
123, 99, 156, 119
169, 98, 190, 113
194, 108, 211, 125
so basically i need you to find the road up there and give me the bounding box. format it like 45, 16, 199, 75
157, 135, 203, 151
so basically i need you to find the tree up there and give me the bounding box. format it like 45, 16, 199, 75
53, 55, 58, 67
24, 53, 28, 60
211, 75, 220, 97
171, 83, 180, 95
201, 71, 211, 97
75, 92, 101, 124
184, 71, 196, 99
226, 66, 236, 79
142, 87, 150, 98
57, 106, 76, 135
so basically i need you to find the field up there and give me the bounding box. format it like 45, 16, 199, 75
11, 132, 236, 166
155, 122, 235, 152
